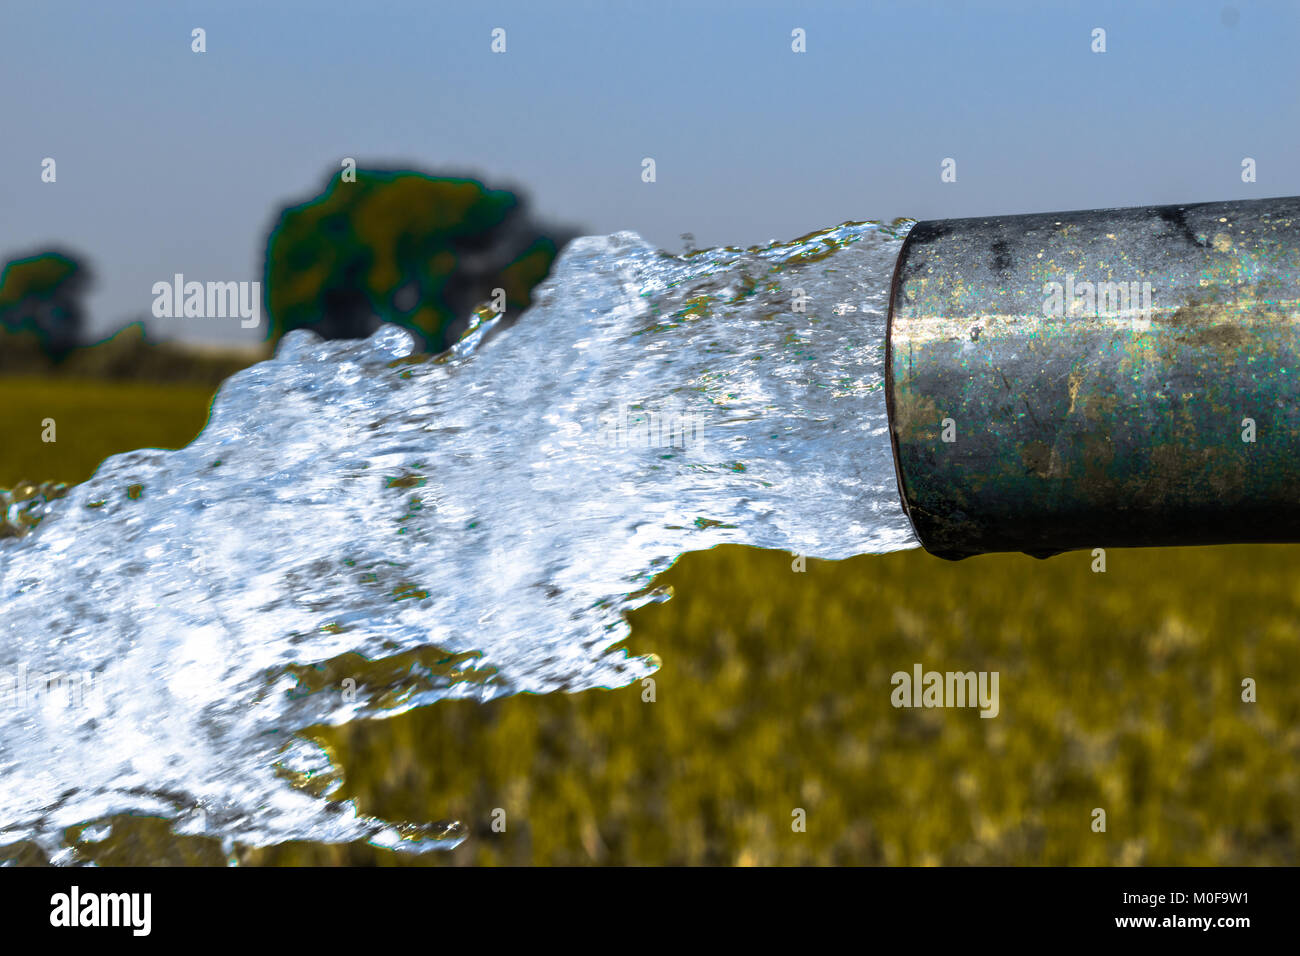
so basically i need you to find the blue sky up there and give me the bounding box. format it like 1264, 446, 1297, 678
2, 0, 1297, 343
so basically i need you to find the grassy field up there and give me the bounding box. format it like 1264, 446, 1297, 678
0, 377, 216, 488
3, 378, 1298, 865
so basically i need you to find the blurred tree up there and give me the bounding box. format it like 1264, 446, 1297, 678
0, 250, 92, 359
264, 169, 578, 352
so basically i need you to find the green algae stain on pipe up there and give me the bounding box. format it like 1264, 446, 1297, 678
886, 196, 1300, 559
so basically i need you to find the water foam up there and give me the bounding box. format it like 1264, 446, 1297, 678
0, 220, 917, 861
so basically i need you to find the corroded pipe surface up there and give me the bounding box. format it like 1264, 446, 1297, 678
886, 196, 1300, 559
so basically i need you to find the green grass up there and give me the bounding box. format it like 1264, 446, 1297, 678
0, 377, 215, 487
5, 378, 1299, 865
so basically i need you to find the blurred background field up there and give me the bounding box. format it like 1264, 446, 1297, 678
0, 377, 216, 489
3, 381, 1298, 866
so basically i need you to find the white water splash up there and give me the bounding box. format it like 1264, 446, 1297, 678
0, 220, 917, 862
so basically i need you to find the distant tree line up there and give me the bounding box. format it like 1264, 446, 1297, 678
264, 168, 579, 352
0, 168, 578, 375
0, 250, 91, 359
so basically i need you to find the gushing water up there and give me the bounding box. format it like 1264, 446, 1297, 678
0, 220, 917, 862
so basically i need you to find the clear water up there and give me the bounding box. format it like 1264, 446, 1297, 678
0, 220, 918, 863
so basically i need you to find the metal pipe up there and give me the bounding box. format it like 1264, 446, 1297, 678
885, 195, 1300, 559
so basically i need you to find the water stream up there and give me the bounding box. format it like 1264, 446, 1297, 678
0, 219, 918, 862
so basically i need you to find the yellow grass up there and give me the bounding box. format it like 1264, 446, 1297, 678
0, 377, 214, 487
